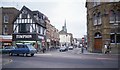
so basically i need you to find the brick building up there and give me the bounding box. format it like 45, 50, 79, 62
0, 7, 18, 48
46, 21, 59, 50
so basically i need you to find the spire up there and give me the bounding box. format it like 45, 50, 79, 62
61, 19, 67, 33
64, 19, 67, 33
64, 19, 66, 28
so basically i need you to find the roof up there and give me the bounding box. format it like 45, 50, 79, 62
13, 6, 46, 28
59, 30, 67, 34
0, 7, 17, 10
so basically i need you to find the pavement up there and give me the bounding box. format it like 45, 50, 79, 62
73, 47, 120, 56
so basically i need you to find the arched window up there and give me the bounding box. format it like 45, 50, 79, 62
94, 32, 102, 38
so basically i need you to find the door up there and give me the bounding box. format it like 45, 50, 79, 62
94, 38, 102, 52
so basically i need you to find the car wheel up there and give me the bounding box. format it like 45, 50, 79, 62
17, 54, 19, 56
26, 54, 28, 57
31, 54, 34, 56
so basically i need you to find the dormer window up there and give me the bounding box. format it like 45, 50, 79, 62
22, 10, 27, 19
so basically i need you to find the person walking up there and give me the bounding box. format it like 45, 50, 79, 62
104, 44, 111, 54
104, 44, 107, 54
107, 44, 111, 53
42, 46, 46, 53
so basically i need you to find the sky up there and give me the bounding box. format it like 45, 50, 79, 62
0, 0, 87, 38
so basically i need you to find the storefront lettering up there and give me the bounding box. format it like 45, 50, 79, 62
16, 35, 32, 38
38, 36, 44, 39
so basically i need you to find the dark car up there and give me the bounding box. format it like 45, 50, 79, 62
9, 44, 37, 56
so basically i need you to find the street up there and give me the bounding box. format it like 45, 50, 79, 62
2, 48, 118, 68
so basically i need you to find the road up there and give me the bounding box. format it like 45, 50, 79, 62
2, 48, 119, 68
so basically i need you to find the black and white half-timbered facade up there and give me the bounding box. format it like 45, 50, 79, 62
12, 6, 48, 50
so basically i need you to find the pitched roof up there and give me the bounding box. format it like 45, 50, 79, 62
13, 6, 46, 28
59, 30, 67, 34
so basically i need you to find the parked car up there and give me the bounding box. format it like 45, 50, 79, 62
9, 44, 37, 56
68, 46, 74, 50
59, 46, 68, 52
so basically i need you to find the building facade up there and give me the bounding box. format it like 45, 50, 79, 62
12, 6, 47, 51
0, 7, 18, 48
46, 20, 59, 50
86, 1, 120, 53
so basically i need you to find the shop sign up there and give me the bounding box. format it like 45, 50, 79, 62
16, 35, 32, 38
38, 36, 44, 39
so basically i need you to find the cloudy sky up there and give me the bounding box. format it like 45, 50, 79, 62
0, 0, 87, 38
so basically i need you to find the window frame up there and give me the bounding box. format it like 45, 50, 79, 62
4, 15, 9, 23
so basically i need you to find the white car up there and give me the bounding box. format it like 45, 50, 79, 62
68, 46, 74, 50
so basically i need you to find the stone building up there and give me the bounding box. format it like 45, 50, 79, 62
86, 1, 120, 53
0, 7, 18, 48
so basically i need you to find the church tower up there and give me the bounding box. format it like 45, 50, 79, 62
62, 19, 67, 33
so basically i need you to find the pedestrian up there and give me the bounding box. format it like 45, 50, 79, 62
104, 44, 111, 54
42, 46, 46, 53
107, 44, 111, 53
104, 44, 107, 54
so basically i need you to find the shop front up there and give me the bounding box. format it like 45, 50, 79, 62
0, 35, 12, 48
12, 34, 45, 51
